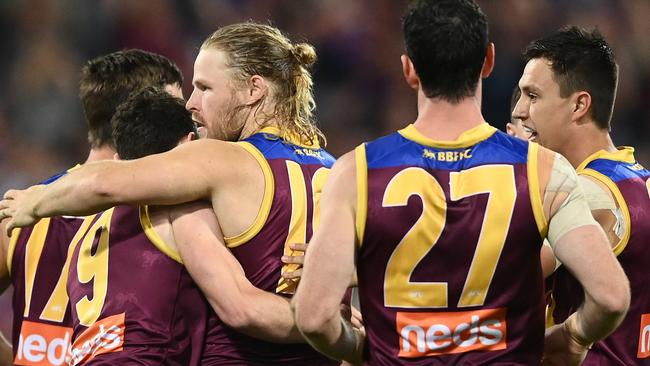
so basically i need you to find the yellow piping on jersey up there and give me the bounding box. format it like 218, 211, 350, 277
545, 293, 557, 328
398, 123, 497, 149
355, 144, 368, 247
578, 169, 631, 256
258, 126, 321, 149
224, 141, 275, 248
527, 142, 548, 238
140, 206, 183, 264
6, 227, 21, 276
576, 147, 636, 171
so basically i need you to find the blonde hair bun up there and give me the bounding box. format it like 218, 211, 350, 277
292, 43, 317, 68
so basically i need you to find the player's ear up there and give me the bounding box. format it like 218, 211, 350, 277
401, 54, 419, 90
177, 132, 196, 146
506, 122, 516, 136
244, 75, 268, 106
481, 42, 495, 78
572, 91, 592, 123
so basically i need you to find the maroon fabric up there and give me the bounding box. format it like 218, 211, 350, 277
552, 174, 650, 365
11, 216, 83, 366
358, 162, 545, 365
205, 159, 337, 365
66, 206, 209, 366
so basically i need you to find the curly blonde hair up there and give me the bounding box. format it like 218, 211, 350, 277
202, 22, 325, 146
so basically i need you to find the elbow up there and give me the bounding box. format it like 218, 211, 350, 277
292, 298, 336, 338
595, 275, 631, 320
218, 303, 257, 331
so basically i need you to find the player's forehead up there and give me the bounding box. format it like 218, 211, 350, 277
192, 48, 231, 85
519, 58, 558, 92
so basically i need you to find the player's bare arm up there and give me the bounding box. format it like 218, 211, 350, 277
541, 153, 630, 364
0, 138, 262, 235
292, 151, 364, 364
169, 201, 304, 343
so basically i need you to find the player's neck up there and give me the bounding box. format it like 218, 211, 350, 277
413, 90, 486, 141
84, 145, 117, 164
562, 124, 616, 168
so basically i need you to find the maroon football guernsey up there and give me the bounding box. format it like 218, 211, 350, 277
550, 148, 650, 365
201, 128, 338, 365
8, 168, 88, 366
356, 124, 546, 365
9, 216, 85, 366
65, 205, 209, 366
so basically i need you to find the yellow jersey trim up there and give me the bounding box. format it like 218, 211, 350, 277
545, 294, 557, 328
6, 227, 22, 276
527, 143, 548, 238
140, 206, 183, 264
576, 147, 635, 171
578, 169, 630, 256
224, 142, 275, 248
398, 123, 497, 149
355, 144, 368, 247
258, 126, 321, 149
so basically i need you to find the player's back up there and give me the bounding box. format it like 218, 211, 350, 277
550, 148, 650, 365
66, 205, 209, 366
203, 127, 338, 365
9, 169, 86, 366
356, 123, 546, 365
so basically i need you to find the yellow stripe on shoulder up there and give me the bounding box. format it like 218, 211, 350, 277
224, 141, 275, 248
140, 206, 183, 264
355, 144, 368, 246
578, 169, 630, 256
527, 142, 548, 238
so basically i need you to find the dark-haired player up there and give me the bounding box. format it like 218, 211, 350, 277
0, 49, 183, 366
514, 26, 650, 365
293, 1, 629, 365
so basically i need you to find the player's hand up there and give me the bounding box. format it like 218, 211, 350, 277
281, 242, 308, 280
0, 185, 44, 235
542, 320, 589, 366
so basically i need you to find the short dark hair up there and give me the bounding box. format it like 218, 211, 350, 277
510, 85, 521, 113
80, 49, 183, 148
523, 26, 618, 130
402, 0, 488, 102
111, 87, 196, 160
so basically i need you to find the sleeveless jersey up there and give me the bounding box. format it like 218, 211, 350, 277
8, 168, 86, 366
66, 205, 209, 365
203, 127, 338, 365
356, 124, 546, 365
550, 147, 650, 365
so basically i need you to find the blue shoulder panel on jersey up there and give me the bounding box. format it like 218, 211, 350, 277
39, 170, 68, 185
365, 129, 529, 170
586, 159, 650, 183
245, 132, 336, 168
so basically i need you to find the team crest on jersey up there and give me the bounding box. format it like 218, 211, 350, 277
396, 308, 507, 358
69, 313, 125, 365
14, 321, 73, 366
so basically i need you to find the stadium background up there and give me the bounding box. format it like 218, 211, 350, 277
0, 0, 648, 340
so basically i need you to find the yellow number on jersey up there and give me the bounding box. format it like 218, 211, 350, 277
646, 178, 650, 199
21, 216, 94, 322
383, 165, 516, 308
76, 209, 114, 327
276, 161, 330, 294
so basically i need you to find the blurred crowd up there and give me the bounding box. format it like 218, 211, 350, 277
1, 0, 649, 336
